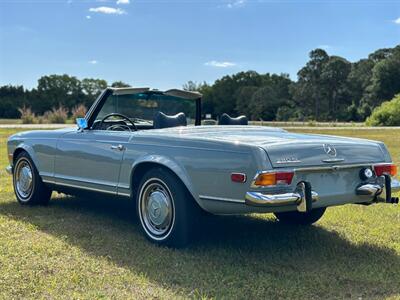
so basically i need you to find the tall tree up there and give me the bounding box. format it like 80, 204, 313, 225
291, 49, 330, 120
111, 81, 131, 88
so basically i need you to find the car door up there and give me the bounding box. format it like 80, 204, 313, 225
54, 129, 131, 195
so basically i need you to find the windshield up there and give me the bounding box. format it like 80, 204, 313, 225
96, 92, 197, 125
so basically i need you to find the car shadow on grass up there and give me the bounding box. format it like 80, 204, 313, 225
1, 195, 399, 299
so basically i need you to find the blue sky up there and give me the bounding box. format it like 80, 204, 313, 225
0, 0, 399, 90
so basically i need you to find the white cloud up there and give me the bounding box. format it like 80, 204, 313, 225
116, 0, 130, 4
394, 17, 400, 24
227, 0, 246, 8
205, 60, 237, 68
89, 60, 98, 64
89, 6, 126, 15
86, 15, 91, 19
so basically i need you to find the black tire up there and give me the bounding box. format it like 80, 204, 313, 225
13, 152, 52, 205
274, 207, 326, 225
136, 167, 200, 247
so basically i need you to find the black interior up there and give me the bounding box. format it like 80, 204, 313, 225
218, 113, 248, 125
91, 111, 188, 131
153, 112, 187, 129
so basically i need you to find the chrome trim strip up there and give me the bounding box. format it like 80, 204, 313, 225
43, 180, 117, 195
199, 195, 245, 204
5, 165, 12, 175
118, 184, 130, 189
322, 158, 345, 163
295, 163, 386, 172
53, 174, 117, 188
118, 192, 131, 197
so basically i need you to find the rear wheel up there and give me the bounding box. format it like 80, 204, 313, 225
13, 152, 52, 205
136, 167, 200, 247
274, 207, 326, 225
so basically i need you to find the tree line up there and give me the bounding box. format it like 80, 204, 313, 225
1, 45, 399, 121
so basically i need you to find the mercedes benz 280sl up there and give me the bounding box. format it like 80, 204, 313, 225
6, 87, 400, 246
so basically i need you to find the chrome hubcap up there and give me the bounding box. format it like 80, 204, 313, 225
15, 160, 33, 199
140, 179, 174, 238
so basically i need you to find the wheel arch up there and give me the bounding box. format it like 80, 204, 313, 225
13, 144, 38, 167
130, 156, 205, 210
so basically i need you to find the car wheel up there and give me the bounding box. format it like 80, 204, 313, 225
136, 167, 199, 247
13, 152, 52, 205
274, 207, 326, 225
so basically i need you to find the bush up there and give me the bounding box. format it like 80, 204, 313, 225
366, 94, 400, 126
44, 106, 68, 124
71, 104, 87, 119
18, 106, 37, 124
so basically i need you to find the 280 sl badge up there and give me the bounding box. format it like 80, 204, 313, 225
276, 156, 301, 164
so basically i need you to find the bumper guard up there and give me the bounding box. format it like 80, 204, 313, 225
245, 182, 319, 212
5, 165, 12, 175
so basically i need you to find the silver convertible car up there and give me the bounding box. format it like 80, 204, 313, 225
6, 87, 400, 247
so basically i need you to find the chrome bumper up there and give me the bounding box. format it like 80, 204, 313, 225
5, 165, 12, 175
356, 177, 400, 204
246, 176, 400, 211
245, 182, 319, 212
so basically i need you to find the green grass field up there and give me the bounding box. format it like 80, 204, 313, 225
0, 128, 399, 299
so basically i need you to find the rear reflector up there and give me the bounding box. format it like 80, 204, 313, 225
231, 173, 247, 183
254, 171, 294, 186
374, 164, 397, 177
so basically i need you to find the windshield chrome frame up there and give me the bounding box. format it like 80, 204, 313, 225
85, 87, 202, 129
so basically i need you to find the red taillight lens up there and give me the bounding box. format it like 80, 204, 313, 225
374, 164, 397, 177
276, 172, 295, 185
254, 171, 294, 186
231, 173, 247, 183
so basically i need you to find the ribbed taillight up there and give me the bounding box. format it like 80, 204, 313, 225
374, 164, 397, 177
254, 171, 294, 186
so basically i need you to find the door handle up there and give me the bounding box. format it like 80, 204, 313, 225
110, 144, 125, 151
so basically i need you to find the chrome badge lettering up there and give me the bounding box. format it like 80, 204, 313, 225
276, 157, 301, 164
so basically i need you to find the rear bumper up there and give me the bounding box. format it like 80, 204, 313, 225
246, 190, 319, 211
245, 176, 400, 211
5, 165, 12, 175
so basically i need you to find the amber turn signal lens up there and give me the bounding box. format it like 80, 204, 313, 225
374, 164, 397, 177
254, 171, 294, 186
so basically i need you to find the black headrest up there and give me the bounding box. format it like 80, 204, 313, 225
153, 112, 187, 129
218, 113, 248, 125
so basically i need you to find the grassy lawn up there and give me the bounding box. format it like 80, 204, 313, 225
0, 128, 399, 299
0, 119, 21, 124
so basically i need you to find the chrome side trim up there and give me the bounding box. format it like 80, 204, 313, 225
53, 175, 117, 188
43, 179, 117, 195
118, 192, 131, 197
5, 165, 12, 175
199, 195, 245, 204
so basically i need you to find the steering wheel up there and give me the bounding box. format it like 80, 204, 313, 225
99, 113, 137, 132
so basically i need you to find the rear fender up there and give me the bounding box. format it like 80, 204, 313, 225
130, 154, 202, 207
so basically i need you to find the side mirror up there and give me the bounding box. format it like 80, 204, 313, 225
76, 118, 88, 130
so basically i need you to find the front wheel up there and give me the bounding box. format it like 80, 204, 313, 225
13, 152, 52, 205
136, 168, 200, 247
274, 207, 326, 225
